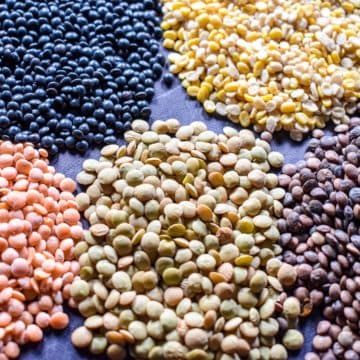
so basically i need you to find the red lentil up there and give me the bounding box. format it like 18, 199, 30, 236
0, 141, 83, 359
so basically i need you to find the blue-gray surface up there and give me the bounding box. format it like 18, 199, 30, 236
21, 77, 320, 360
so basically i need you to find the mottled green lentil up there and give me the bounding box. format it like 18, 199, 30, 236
71, 119, 301, 359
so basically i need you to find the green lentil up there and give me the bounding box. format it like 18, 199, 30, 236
71, 119, 302, 358
71, 280, 90, 302
282, 329, 304, 351
90, 336, 107, 355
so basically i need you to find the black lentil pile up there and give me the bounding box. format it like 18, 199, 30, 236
277, 118, 360, 360
0, 0, 164, 155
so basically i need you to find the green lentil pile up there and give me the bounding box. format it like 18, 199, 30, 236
70, 119, 304, 359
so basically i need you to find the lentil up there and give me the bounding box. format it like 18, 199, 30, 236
0, 141, 83, 359
0, 0, 164, 154
71, 119, 301, 358
278, 118, 360, 359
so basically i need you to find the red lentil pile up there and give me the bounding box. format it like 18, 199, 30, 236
0, 141, 83, 359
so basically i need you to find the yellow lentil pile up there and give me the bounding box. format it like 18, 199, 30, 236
71, 119, 303, 359
162, 0, 360, 140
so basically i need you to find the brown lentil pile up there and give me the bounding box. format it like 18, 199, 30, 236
0, 141, 83, 359
277, 117, 360, 359
71, 119, 303, 359
161, 0, 360, 140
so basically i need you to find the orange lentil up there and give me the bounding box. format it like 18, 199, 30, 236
45, 238, 58, 255
25, 189, 41, 204
16, 159, 32, 175
6, 191, 27, 210
43, 216, 55, 228
12, 321, 26, 336
0, 275, 8, 289
13, 179, 29, 191
11, 291, 26, 302
35, 312, 50, 329
41, 259, 56, 273
52, 278, 63, 292
3, 342, 20, 359
1, 248, 18, 264
49, 312, 69, 330
0, 239, 7, 253
26, 212, 43, 228
33, 159, 48, 172
48, 187, 60, 200
19, 312, 33, 325
0, 312, 12, 327
60, 238, 74, 252
0, 209, 9, 221
38, 224, 51, 239
43, 173, 53, 186
0, 141, 82, 358
63, 208, 80, 225
55, 223, 71, 239
0, 263, 11, 278
70, 225, 83, 240
25, 324, 43, 343
2, 168, 17, 180
0, 154, 13, 168
0, 178, 9, 188
27, 302, 40, 315
59, 178, 76, 193
8, 299, 24, 318
55, 213, 64, 224
8, 219, 24, 234
28, 232, 41, 246
0, 224, 9, 238
8, 234, 27, 249
11, 258, 29, 278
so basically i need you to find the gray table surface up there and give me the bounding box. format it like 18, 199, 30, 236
21, 75, 320, 360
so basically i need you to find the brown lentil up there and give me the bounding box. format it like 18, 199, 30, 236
278, 118, 360, 359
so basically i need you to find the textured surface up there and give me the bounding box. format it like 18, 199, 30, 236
22, 77, 320, 360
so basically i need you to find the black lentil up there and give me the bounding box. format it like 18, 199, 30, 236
278, 117, 360, 359
162, 73, 174, 87
0, 0, 164, 155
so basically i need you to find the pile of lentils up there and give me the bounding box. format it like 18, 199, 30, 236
0, 141, 83, 359
277, 117, 360, 360
161, 0, 360, 140
0, 0, 164, 155
69, 119, 306, 360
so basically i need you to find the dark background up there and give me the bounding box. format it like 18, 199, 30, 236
21, 75, 320, 360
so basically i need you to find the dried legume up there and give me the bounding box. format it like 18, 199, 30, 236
71, 119, 302, 358
0, 141, 83, 359
278, 118, 360, 359
0, 0, 164, 154
161, 0, 360, 140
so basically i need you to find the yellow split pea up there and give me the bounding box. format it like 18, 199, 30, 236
161, 0, 360, 140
